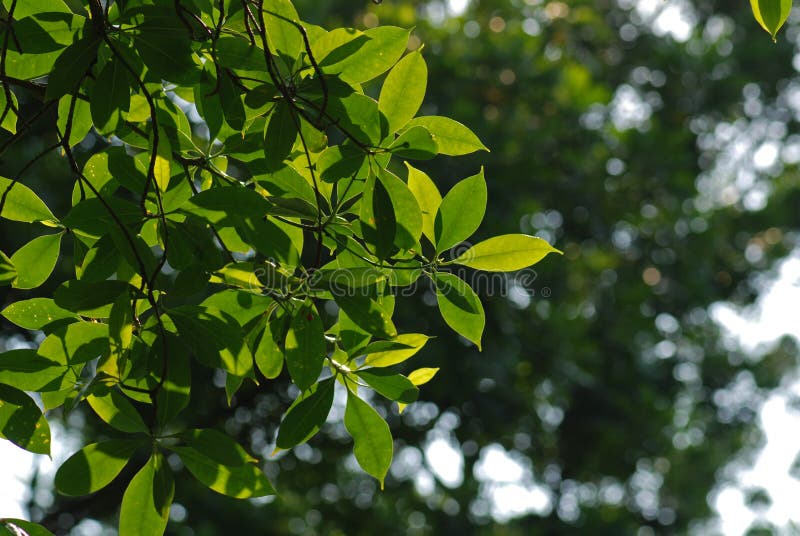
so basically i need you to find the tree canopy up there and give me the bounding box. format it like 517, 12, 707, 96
2, 0, 800, 535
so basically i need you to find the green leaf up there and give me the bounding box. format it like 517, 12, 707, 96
0, 349, 69, 392
264, 101, 297, 169
388, 126, 438, 160
451, 234, 562, 272
91, 56, 131, 132
181, 186, 271, 225
37, 322, 110, 365
434, 272, 484, 350
356, 369, 418, 403
379, 51, 427, 135
317, 26, 410, 84
215, 36, 265, 71
10, 233, 62, 289
134, 8, 197, 84
264, 0, 303, 65
254, 313, 287, 380
0, 176, 56, 223
169, 306, 254, 378
435, 168, 486, 253
0, 89, 18, 134
750, 0, 792, 40
408, 367, 439, 386
344, 390, 393, 488
119, 452, 173, 536
335, 293, 397, 339
171, 431, 274, 498
45, 35, 100, 100
155, 335, 191, 430
0, 251, 15, 285
87, 390, 149, 434
154, 130, 172, 193
54, 279, 131, 317
406, 116, 489, 155
0, 384, 51, 455
275, 377, 335, 450
177, 429, 258, 465
363, 333, 432, 367
0, 519, 55, 536
361, 169, 422, 259
1, 298, 77, 330
284, 302, 325, 391
405, 163, 441, 244
55, 439, 141, 496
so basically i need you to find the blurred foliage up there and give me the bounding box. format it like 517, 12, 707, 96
4, 0, 800, 534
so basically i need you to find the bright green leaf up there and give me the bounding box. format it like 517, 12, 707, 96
435, 168, 486, 253
119, 452, 173, 536
434, 272, 484, 350
750, 0, 792, 40
451, 234, 562, 272
55, 439, 141, 496
0, 177, 55, 223
344, 390, 393, 488
406, 116, 489, 155
87, 390, 149, 434
379, 51, 427, 135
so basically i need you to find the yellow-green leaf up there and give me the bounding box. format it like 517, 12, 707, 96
452, 234, 562, 272
750, 0, 792, 40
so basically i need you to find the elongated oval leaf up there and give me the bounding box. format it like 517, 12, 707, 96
344, 390, 393, 488
750, 0, 792, 40
45, 35, 100, 100
1, 298, 78, 330
284, 302, 325, 390
363, 333, 432, 367
276, 377, 335, 449
87, 391, 149, 434
10, 233, 63, 289
119, 452, 173, 536
55, 439, 141, 496
0, 177, 55, 223
406, 116, 488, 155
405, 163, 441, 244
379, 51, 427, 135
435, 168, 486, 253
451, 234, 561, 272
434, 272, 484, 350
356, 369, 418, 403
172, 446, 275, 498
0, 384, 51, 455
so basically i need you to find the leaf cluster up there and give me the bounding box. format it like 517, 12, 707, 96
0, 0, 559, 533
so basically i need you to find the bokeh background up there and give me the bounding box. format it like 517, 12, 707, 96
4, 0, 800, 534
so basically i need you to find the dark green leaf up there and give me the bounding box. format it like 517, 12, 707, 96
45, 35, 100, 100
276, 377, 335, 450
284, 302, 325, 391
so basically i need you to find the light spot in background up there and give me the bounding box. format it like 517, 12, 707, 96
472, 444, 553, 521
